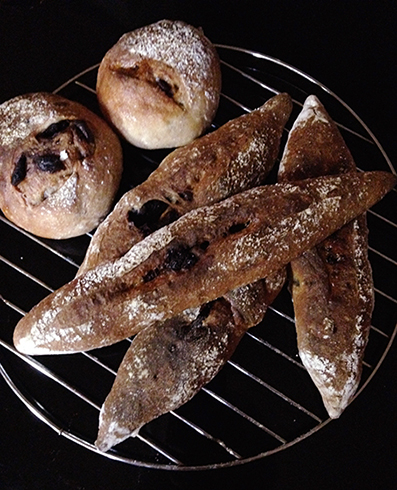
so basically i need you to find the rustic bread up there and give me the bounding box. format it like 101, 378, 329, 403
13, 170, 396, 355
78, 93, 293, 275
95, 274, 285, 452
278, 95, 374, 418
96, 20, 222, 149
0, 93, 123, 239
83, 94, 293, 450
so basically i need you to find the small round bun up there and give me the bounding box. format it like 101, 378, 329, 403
96, 20, 222, 150
0, 92, 123, 239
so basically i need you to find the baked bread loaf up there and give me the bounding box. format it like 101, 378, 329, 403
0, 93, 123, 239
96, 20, 222, 149
278, 95, 374, 418
13, 170, 395, 355
78, 93, 293, 275
84, 94, 292, 450
95, 275, 285, 452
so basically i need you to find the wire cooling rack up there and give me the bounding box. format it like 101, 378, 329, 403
0, 45, 396, 471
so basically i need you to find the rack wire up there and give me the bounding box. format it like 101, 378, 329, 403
0, 45, 396, 470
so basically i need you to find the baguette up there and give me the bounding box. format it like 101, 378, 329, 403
78, 93, 293, 275
91, 94, 292, 449
278, 95, 374, 418
95, 274, 285, 452
13, 171, 396, 355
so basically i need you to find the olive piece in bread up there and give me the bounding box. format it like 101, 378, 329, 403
0, 92, 123, 239
96, 20, 222, 149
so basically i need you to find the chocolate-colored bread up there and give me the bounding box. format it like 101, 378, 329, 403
13, 170, 396, 355
278, 95, 374, 418
95, 274, 285, 452
91, 95, 293, 450
78, 93, 293, 275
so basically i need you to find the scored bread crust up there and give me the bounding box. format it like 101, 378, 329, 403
278, 95, 374, 418
0, 93, 123, 239
78, 93, 293, 275
13, 170, 396, 355
96, 20, 222, 149
95, 275, 285, 452
82, 94, 293, 450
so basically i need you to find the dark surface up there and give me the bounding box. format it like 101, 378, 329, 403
0, 1, 396, 489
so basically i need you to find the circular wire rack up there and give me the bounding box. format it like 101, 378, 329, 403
0, 45, 396, 471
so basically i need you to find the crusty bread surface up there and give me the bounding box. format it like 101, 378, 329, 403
278, 95, 374, 418
78, 93, 293, 275
0, 92, 123, 239
85, 94, 293, 449
95, 275, 285, 451
96, 20, 222, 149
13, 170, 396, 355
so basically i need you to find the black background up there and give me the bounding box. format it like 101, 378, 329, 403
0, 1, 396, 489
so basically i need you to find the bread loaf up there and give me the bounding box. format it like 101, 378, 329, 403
13, 170, 396, 355
84, 93, 293, 450
95, 275, 285, 452
96, 20, 222, 149
0, 93, 123, 239
78, 93, 293, 275
278, 95, 374, 418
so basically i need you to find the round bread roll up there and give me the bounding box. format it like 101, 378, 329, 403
0, 92, 123, 239
96, 20, 222, 149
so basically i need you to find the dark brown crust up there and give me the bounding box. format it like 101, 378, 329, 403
78, 93, 293, 275
13, 171, 396, 355
87, 94, 293, 449
278, 95, 374, 418
0, 92, 123, 239
95, 273, 285, 451
96, 299, 249, 451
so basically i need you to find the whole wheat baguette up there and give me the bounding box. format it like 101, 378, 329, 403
13, 171, 396, 355
78, 93, 293, 275
278, 95, 374, 418
95, 274, 285, 452
81, 94, 291, 448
